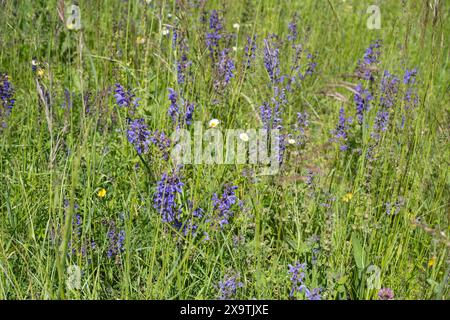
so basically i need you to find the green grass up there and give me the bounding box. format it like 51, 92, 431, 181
0, 0, 449, 300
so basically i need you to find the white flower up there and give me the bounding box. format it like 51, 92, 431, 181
239, 133, 249, 142
209, 119, 220, 128
233, 23, 240, 30
232, 46, 237, 52
161, 27, 170, 36
287, 138, 296, 145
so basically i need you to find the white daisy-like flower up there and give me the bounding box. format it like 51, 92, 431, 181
239, 133, 249, 142
232, 46, 237, 52
209, 119, 220, 128
287, 138, 296, 145
233, 23, 240, 30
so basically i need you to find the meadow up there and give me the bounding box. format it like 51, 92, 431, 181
0, 0, 449, 300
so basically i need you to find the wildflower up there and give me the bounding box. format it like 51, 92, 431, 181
356, 40, 382, 81
136, 36, 146, 44
287, 13, 298, 43
288, 262, 321, 300
330, 106, 352, 151
233, 23, 240, 30
378, 288, 394, 300
239, 133, 249, 142
263, 36, 281, 83
206, 10, 223, 61
354, 83, 373, 124
127, 118, 151, 155
37, 68, 45, 78
0, 73, 15, 129
150, 130, 171, 160
161, 27, 170, 36
403, 68, 418, 110
114, 83, 139, 110
31, 58, 38, 72
214, 49, 235, 91
153, 170, 184, 224
342, 192, 353, 203
212, 184, 241, 228
428, 257, 436, 268
106, 221, 125, 259
168, 88, 180, 123
217, 273, 244, 300
244, 35, 257, 69
209, 118, 220, 128
97, 188, 107, 198
287, 138, 296, 145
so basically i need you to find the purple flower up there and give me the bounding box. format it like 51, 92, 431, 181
244, 35, 257, 69
288, 262, 321, 300
378, 288, 394, 300
153, 170, 184, 224
106, 221, 125, 259
212, 184, 240, 228
168, 88, 180, 123
287, 14, 299, 43
263, 36, 281, 83
217, 273, 244, 300
356, 40, 382, 81
331, 107, 352, 151
214, 49, 235, 91
0, 73, 15, 129
206, 10, 223, 61
150, 130, 171, 160
354, 83, 373, 124
403, 68, 418, 110
184, 102, 195, 126
114, 83, 139, 109
379, 70, 400, 109
127, 118, 151, 155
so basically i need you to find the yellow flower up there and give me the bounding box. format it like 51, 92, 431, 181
97, 188, 107, 198
37, 68, 45, 78
136, 36, 146, 45
208, 119, 220, 128
428, 257, 436, 268
342, 192, 353, 203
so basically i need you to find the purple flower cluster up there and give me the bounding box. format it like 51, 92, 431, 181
167, 88, 195, 126
153, 170, 184, 224
356, 40, 382, 81
331, 107, 353, 151
263, 36, 281, 83
173, 29, 192, 85
403, 68, 418, 110
244, 35, 257, 69
378, 288, 394, 300
114, 83, 139, 110
127, 118, 151, 155
150, 130, 171, 160
217, 273, 244, 300
214, 49, 235, 91
379, 70, 400, 109
354, 83, 373, 124
168, 88, 180, 123
287, 14, 299, 43
288, 262, 321, 300
0, 73, 15, 129
206, 10, 223, 61
211, 184, 241, 228
106, 221, 125, 259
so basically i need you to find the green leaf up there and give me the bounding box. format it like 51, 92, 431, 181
351, 233, 366, 270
